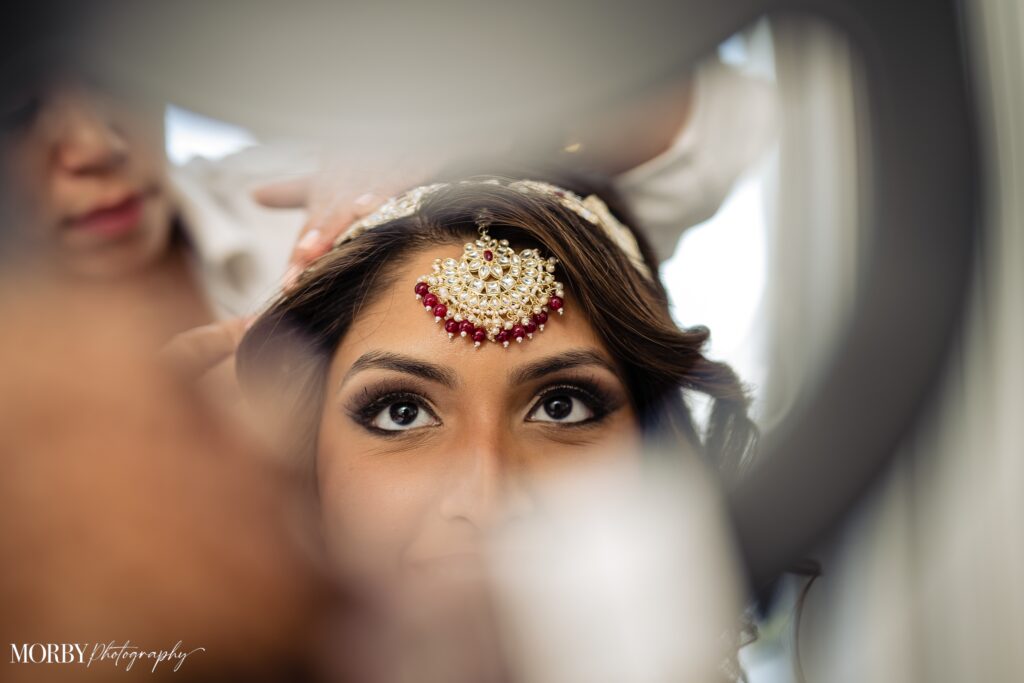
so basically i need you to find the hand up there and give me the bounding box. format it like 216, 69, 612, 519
252, 154, 440, 289
159, 317, 250, 423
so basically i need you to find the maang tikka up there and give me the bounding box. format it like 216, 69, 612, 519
414, 211, 564, 348
331, 178, 648, 346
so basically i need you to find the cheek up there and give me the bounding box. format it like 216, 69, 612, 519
3, 144, 53, 219
125, 133, 167, 187
140, 190, 173, 244
316, 418, 442, 576
519, 410, 643, 475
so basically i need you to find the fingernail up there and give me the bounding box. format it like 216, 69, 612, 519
297, 229, 323, 251
352, 193, 379, 216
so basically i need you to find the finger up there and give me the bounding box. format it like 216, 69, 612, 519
159, 318, 249, 381
282, 160, 424, 277
251, 176, 311, 209
293, 226, 330, 261
286, 203, 359, 275
196, 355, 246, 414
285, 224, 334, 282
280, 263, 302, 292
294, 189, 384, 258
351, 192, 382, 218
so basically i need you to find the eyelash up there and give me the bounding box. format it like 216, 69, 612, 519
347, 389, 442, 437
527, 382, 615, 427
346, 379, 617, 436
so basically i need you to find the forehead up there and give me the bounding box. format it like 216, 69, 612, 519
329, 245, 613, 383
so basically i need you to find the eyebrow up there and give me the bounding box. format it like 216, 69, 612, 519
338, 351, 459, 392
508, 349, 621, 385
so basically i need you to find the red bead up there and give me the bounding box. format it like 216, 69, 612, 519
414, 282, 429, 296
433, 304, 447, 319
525, 321, 537, 334
512, 324, 526, 339
532, 311, 548, 325
483, 250, 493, 261
473, 329, 487, 343
549, 296, 563, 310
423, 293, 438, 308
444, 319, 460, 334
496, 330, 510, 344
459, 320, 474, 336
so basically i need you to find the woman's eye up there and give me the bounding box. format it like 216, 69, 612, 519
370, 400, 438, 431
526, 394, 595, 424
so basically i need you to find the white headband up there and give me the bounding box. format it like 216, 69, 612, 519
332, 178, 653, 281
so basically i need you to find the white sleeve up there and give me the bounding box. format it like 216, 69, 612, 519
612, 60, 779, 262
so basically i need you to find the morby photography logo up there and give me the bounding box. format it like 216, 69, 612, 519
10, 640, 205, 673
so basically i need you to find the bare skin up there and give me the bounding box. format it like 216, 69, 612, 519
308, 245, 645, 681
317, 247, 642, 586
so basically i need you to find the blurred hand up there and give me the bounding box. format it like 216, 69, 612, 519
159, 317, 248, 381
252, 154, 441, 289
159, 317, 250, 426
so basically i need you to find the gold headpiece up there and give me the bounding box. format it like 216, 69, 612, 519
333, 178, 651, 348
414, 210, 563, 348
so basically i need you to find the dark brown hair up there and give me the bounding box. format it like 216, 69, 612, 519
237, 173, 757, 479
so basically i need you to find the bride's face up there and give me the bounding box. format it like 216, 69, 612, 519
317, 245, 641, 584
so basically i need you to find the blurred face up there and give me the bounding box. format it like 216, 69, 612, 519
318, 246, 642, 587
2, 79, 174, 278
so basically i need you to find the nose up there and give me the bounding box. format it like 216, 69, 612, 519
437, 434, 535, 532
52, 93, 128, 175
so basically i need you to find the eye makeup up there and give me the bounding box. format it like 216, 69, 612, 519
343, 379, 443, 438
342, 370, 629, 440
525, 377, 625, 428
